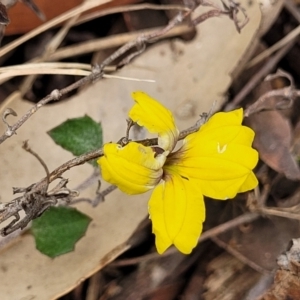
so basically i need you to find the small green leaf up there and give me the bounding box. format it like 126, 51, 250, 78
31, 206, 91, 258
48, 115, 102, 166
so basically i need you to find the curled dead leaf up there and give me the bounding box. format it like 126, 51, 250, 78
247, 110, 300, 180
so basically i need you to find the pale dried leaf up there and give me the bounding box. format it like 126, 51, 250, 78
248, 111, 300, 180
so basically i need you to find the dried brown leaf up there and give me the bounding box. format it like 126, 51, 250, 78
248, 110, 300, 180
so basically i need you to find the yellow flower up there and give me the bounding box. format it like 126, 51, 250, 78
98, 91, 258, 254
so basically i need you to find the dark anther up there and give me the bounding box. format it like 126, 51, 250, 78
152, 146, 165, 157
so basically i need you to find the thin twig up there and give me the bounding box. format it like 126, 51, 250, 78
47, 24, 192, 61
111, 212, 260, 266
0, 73, 92, 144
0, 64, 156, 83
211, 236, 272, 274
0, 0, 113, 58
19, 14, 80, 96
256, 207, 300, 221
246, 0, 300, 68
200, 213, 259, 240
284, 0, 300, 24
246, 25, 300, 69
244, 69, 300, 117
75, 3, 191, 26
22, 140, 50, 185
226, 41, 295, 110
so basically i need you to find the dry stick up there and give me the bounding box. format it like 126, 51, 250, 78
284, 0, 300, 23
0, 62, 92, 84
211, 236, 271, 275
0, 0, 113, 58
0, 25, 192, 85
48, 24, 192, 61
1, 2, 190, 87
48, 148, 104, 184
20, 14, 81, 96
98, 10, 191, 69
246, 26, 300, 68
76, 3, 190, 26
0, 68, 91, 81
0, 65, 156, 84
258, 207, 300, 221
14, 2, 190, 82
225, 41, 295, 111
112, 212, 260, 266
199, 212, 259, 241
0, 62, 92, 71
0, 73, 94, 144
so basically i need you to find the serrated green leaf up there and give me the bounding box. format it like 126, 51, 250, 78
31, 206, 91, 258
48, 115, 102, 166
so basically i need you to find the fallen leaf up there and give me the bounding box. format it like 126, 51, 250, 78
248, 110, 300, 180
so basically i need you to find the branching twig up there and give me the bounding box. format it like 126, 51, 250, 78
0, 8, 192, 143
71, 184, 117, 207
0, 0, 247, 143
226, 42, 295, 111
0, 0, 250, 236
0, 142, 79, 235
244, 69, 300, 117
0, 110, 215, 235
192, 0, 248, 32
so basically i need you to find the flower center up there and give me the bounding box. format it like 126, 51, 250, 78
152, 146, 165, 157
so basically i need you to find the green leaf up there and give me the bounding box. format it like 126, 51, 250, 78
48, 115, 102, 166
31, 206, 91, 258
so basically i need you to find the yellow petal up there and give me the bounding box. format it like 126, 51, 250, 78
149, 171, 205, 254
188, 125, 255, 148
238, 172, 258, 193
129, 91, 179, 152
200, 108, 244, 131
166, 109, 259, 200
98, 142, 164, 195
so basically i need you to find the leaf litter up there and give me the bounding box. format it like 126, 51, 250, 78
1, 0, 300, 299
